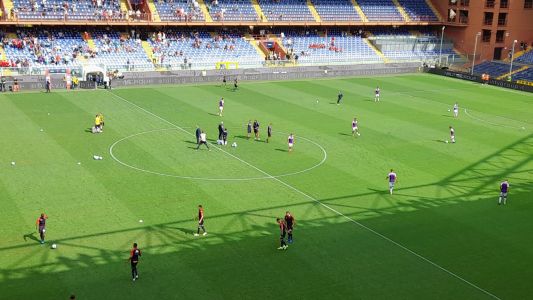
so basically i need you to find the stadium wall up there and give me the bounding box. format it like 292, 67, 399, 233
11, 64, 420, 91
424, 67, 533, 93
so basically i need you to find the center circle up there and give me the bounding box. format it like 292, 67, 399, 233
109, 128, 327, 181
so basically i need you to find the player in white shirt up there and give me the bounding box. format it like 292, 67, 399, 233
449, 126, 455, 143
374, 86, 380, 102
352, 117, 360, 136
453, 102, 459, 118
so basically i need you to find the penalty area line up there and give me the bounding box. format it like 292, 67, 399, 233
108, 91, 500, 300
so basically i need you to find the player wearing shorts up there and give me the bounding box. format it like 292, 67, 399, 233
387, 169, 397, 195
196, 131, 210, 150
218, 97, 224, 116
195, 205, 207, 236
337, 91, 343, 105
267, 123, 272, 143
276, 218, 288, 250
498, 180, 510, 205
453, 103, 459, 118
222, 75, 227, 87
247, 120, 252, 139
288, 134, 294, 152
128, 243, 142, 281
375, 86, 380, 102
94, 114, 102, 133
352, 117, 360, 136
449, 126, 455, 143
253, 120, 260, 140
36, 213, 48, 244
233, 78, 238, 90
284, 211, 295, 243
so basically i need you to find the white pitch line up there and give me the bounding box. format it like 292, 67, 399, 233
108, 91, 501, 300
464, 108, 526, 130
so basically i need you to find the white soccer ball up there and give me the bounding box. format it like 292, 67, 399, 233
445, 140, 449, 144
316, 99, 319, 103
232, 142, 237, 147
139, 219, 143, 223
11, 161, 15, 166
447, 109, 451, 112
51, 244, 57, 249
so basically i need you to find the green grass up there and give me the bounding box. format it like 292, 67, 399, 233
1, 73, 532, 299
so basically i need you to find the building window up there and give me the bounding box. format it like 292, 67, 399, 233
484, 12, 493, 25
482, 30, 491, 42
459, 10, 469, 24
485, 0, 495, 8
525, 0, 533, 8
500, 0, 509, 8
460, 0, 470, 6
498, 13, 507, 25
449, 0, 457, 5
496, 30, 505, 43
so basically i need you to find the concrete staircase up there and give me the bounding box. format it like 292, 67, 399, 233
350, 0, 368, 22
505, 48, 532, 62
245, 35, 266, 59
364, 36, 390, 63
307, 0, 321, 22
3, 0, 14, 17
497, 65, 529, 80
425, 0, 442, 21
392, 0, 411, 22
0, 47, 6, 61
82, 32, 96, 51
251, 0, 267, 22
197, 0, 213, 22
146, 0, 161, 22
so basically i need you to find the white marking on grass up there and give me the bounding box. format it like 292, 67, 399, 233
109, 128, 327, 181
109, 91, 501, 300
464, 108, 526, 130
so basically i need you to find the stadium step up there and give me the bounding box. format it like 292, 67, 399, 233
197, 0, 213, 22
391, 0, 411, 22
146, 0, 161, 22
364, 38, 390, 63
141, 40, 165, 71
307, 0, 321, 22
505, 48, 532, 62
0, 46, 6, 61
119, 0, 129, 12
497, 65, 529, 80
350, 0, 368, 22
246, 37, 266, 59
251, 0, 267, 22
425, 0, 443, 22
3, 0, 14, 16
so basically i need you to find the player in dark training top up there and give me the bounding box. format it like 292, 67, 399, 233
36, 213, 48, 244
246, 120, 252, 139
284, 211, 295, 243
233, 78, 238, 91
128, 242, 142, 281
276, 218, 288, 250
222, 75, 227, 87
195, 205, 207, 236
267, 123, 272, 143
337, 91, 343, 105
253, 120, 260, 140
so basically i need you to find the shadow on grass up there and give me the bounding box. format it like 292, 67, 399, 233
338, 132, 352, 136
22, 232, 40, 243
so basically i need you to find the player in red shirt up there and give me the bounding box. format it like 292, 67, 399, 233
128, 242, 142, 281
276, 218, 288, 250
194, 205, 207, 236
36, 213, 48, 244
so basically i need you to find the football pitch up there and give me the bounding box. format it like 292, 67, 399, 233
1, 73, 532, 299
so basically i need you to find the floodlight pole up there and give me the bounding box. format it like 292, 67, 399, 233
509, 39, 517, 81
471, 32, 481, 75
439, 26, 445, 66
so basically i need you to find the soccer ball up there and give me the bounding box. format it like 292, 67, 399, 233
448, 109, 451, 112
51, 244, 57, 249
232, 142, 237, 147
445, 140, 449, 144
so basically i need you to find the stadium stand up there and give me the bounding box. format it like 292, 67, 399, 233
12, 0, 126, 21
357, 0, 403, 22
2, 29, 86, 67
512, 67, 533, 81
90, 30, 153, 70
473, 61, 520, 77
397, 0, 437, 22
257, 0, 314, 22
148, 30, 263, 68
154, 0, 206, 21
311, 0, 361, 22
207, 0, 259, 21
515, 50, 533, 65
